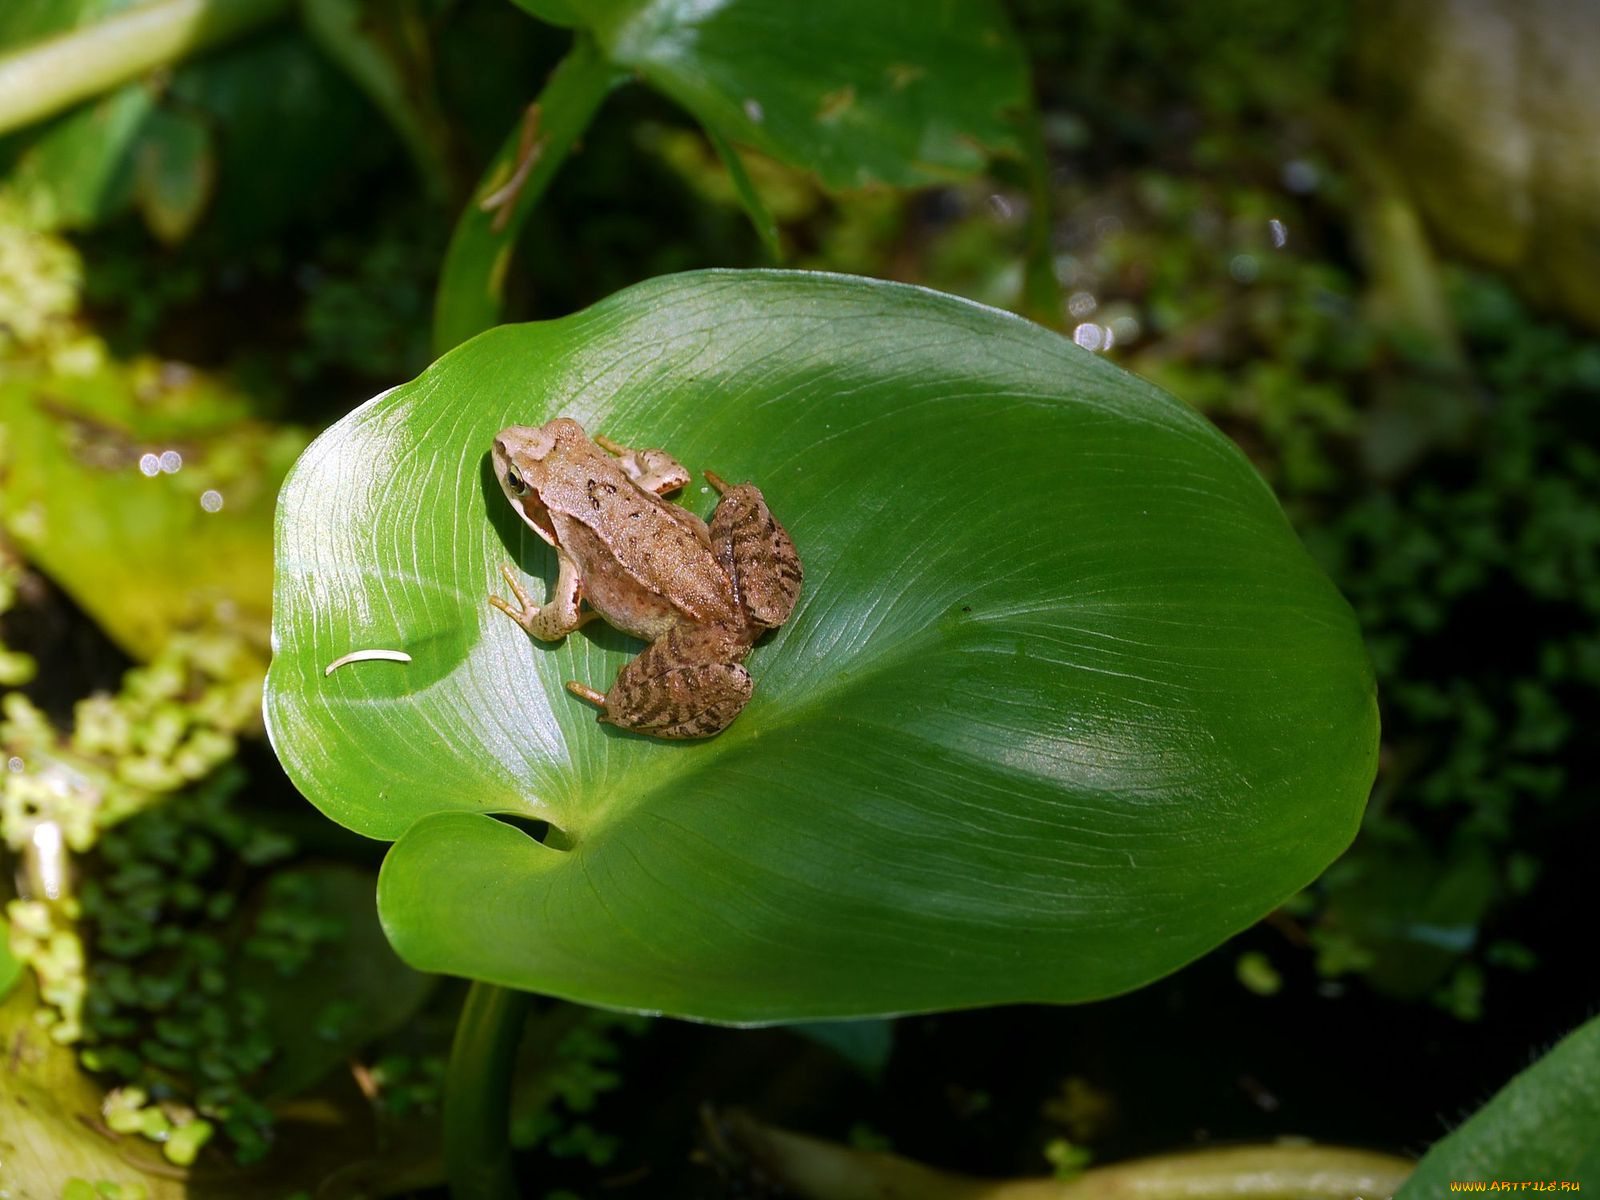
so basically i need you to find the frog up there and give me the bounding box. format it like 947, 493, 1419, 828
488, 418, 802, 739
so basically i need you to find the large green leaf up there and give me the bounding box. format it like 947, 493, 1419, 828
265, 270, 1377, 1022
1398, 1013, 1600, 1192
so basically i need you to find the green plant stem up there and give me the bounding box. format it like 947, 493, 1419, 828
431, 35, 626, 356
706, 126, 780, 262
445, 981, 534, 1200
1017, 107, 1063, 330
299, 0, 452, 203
0, 0, 289, 137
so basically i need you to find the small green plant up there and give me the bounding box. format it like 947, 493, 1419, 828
77, 773, 298, 1163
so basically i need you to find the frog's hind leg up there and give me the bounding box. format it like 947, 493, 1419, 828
706, 472, 803, 630
594, 432, 692, 495
489, 555, 595, 641
566, 626, 753, 739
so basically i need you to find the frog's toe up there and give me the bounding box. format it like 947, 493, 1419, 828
489, 562, 538, 624
596, 434, 691, 495
488, 590, 533, 623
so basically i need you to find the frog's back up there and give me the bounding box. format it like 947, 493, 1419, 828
543, 464, 740, 640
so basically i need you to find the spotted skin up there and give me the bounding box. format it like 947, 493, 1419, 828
573, 625, 754, 739
707, 472, 804, 630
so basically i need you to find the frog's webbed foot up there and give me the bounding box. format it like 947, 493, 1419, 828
595, 432, 691, 496
706, 473, 803, 631
566, 626, 753, 739
489, 560, 594, 641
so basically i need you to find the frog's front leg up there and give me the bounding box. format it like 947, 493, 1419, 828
565, 626, 753, 739
489, 551, 594, 641
594, 432, 691, 495
706, 471, 803, 630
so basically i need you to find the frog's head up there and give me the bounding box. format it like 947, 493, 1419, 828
492, 421, 573, 539
492, 424, 551, 492
495, 418, 585, 487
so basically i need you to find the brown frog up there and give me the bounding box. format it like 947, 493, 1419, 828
489, 418, 802, 738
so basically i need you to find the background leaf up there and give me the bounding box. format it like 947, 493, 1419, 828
265, 270, 1377, 1021
0, 16, 403, 243
0, 354, 304, 658
165, 30, 392, 245
0, 82, 153, 229
1398, 1013, 1600, 1191
435, 0, 1034, 348
507, 0, 579, 27
133, 104, 215, 243
0, 0, 130, 47
573, 0, 1030, 188
706, 124, 779, 260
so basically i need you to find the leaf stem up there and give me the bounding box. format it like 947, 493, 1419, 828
1017, 106, 1063, 329
431, 35, 626, 356
0, 0, 289, 137
299, 0, 454, 203
445, 980, 534, 1200
707, 127, 781, 262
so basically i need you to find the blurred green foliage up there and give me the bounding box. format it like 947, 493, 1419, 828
3, 630, 264, 840
0, 30, 387, 246
0, 219, 299, 660
1, 629, 279, 1159
1085, 172, 1370, 496
1012, 0, 1351, 116
1303, 272, 1600, 1018
291, 202, 440, 383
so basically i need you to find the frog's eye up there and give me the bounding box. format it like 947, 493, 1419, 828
505, 467, 528, 496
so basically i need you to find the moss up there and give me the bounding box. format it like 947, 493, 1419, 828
1, 587, 290, 1160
